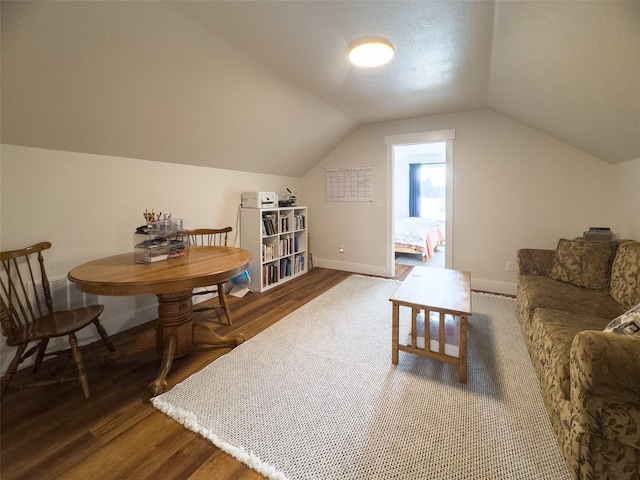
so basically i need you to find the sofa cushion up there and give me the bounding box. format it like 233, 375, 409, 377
518, 275, 626, 321
517, 248, 556, 277
549, 238, 617, 290
610, 240, 640, 309
532, 308, 610, 401
604, 302, 640, 335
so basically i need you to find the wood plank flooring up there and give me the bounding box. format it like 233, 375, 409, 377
1, 266, 412, 480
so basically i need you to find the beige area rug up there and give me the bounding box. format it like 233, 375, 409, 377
152, 275, 572, 480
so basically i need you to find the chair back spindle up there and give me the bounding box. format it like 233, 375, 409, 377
183, 228, 234, 325
186, 227, 232, 248
0, 242, 53, 339
1, 241, 114, 398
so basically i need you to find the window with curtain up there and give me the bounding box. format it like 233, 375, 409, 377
420, 163, 446, 220
409, 163, 421, 217
409, 163, 446, 220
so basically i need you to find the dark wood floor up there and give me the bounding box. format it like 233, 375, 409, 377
1, 265, 412, 480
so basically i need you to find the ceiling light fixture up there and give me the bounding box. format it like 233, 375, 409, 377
348, 40, 394, 67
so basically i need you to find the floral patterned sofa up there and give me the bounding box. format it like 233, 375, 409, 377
516, 239, 640, 480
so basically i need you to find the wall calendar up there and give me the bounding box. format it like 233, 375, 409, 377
324, 166, 374, 202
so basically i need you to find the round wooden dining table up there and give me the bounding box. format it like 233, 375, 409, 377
68, 246, 252, 396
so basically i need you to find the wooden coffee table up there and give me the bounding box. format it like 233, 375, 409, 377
389, 267, 471, 382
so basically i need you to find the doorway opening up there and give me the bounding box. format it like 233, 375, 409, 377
393, 142, 447, 269
386, 129, 455, 277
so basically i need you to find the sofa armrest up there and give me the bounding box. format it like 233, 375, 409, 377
571, 331, 640, 448
517, 248, 555, 276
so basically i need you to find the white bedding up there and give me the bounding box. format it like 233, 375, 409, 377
395, 217, 440, 247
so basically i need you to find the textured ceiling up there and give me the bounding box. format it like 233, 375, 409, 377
1, 1, 639, 176
170, 0, 495, 123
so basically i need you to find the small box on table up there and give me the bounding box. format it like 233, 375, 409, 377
134, 229, 187, 264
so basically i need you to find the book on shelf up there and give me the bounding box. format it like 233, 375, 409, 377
262, 214, 277, 236
280, 216, 289, 233
293, 254, 305, 274
262, 243, 278, 261
294, 214, 306, 230
277, 237, 292, 257
280, 257, 291, 278
262, 263, 279, 287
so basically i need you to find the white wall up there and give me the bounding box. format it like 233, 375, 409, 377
1, 1, 355, 177
1, 112, 636, 374
611, 157, 640, 240
302, 109, 622, 294
0, 145, 301, 373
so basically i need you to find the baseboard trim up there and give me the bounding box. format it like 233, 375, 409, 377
470, 278, 517, 296
314, 258, 391, 278
315, 258, 517, 296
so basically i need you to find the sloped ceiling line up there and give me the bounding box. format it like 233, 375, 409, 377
1, 1, 638, 176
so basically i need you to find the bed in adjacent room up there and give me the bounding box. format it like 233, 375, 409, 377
394, 217, 445, 262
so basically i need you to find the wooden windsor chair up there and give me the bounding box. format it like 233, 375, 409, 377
184, 227, 234, 325
0, 242, 115, 398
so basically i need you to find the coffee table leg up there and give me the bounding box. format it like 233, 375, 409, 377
392, 302, 399, 364
459, 314, 468, 383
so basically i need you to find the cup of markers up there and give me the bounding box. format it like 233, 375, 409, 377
143, 210, 182, 232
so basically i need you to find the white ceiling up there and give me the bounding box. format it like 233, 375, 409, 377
2, 1, 639, 176
170, 0, 495, 123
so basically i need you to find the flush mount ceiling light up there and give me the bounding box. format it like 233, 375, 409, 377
348, 40, 394, 67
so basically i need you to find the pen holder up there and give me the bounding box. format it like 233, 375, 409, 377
146, 219, 183, 233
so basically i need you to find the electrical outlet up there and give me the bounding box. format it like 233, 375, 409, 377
339, 245, 345, 254
506, 261, 514, 272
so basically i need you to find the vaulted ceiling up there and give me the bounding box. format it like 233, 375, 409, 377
2, 1, 639, 176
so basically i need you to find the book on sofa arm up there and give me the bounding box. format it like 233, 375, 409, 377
583, 227, 613, 241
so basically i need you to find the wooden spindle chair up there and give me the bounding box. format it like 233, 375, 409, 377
1, 242, 115, 398
185, 227, 234, 325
